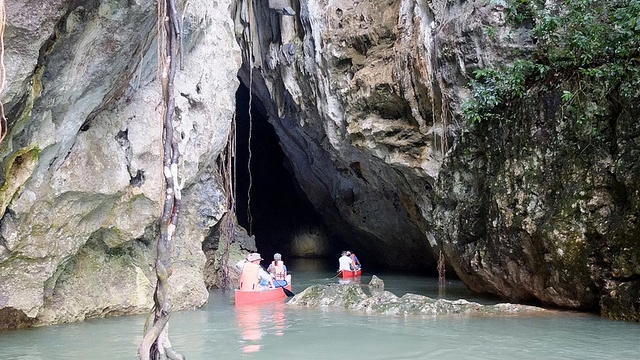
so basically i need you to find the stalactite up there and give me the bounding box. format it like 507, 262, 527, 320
219, 115, 237, 292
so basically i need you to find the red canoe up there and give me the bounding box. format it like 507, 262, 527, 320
340, 269, 362, 278
235, 284, 292, 306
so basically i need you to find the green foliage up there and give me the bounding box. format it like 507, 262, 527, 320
483, 25, 499, 39
0, 146, 40, 218
463, 60, 549, 123
535, 0, 640, 67
503, 0, 538, 25
463, 0, 640, 123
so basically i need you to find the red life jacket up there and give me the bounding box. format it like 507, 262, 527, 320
239, 262, 261, 290
270, 261, 286, 281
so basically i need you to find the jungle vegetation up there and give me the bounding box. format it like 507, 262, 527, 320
463, 0, 640, 123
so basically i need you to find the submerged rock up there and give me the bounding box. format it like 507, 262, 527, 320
289, 284, 551, 317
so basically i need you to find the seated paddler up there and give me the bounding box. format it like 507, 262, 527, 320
267, 253, 291, 288
236, 252, 274, 291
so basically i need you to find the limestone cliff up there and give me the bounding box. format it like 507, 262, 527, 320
0, 0, 638, 330
0, 0, 241, 328
236, 0, 639, 321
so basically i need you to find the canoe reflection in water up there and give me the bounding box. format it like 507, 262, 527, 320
339, 276, 361, 285
235, 301, 286, 353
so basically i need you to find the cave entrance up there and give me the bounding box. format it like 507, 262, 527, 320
234, 83, 335, 261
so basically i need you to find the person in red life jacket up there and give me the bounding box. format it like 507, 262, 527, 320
347, 251, 361, 270
267, 253, 291, 288
236, 252, 274, 290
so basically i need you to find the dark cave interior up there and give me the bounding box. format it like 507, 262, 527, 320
234, 83, 338, 262
233, 83, 442, 276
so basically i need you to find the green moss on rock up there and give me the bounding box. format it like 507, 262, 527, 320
0, 145, 40, 217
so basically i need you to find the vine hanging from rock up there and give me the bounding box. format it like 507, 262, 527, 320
0, 0, 7, 145
138, 0, 184, 359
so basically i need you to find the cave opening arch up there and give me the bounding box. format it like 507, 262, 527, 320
231, 82, 442, 277
234, 83, 342, 263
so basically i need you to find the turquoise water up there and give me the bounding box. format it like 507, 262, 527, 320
1, 259, 639, 359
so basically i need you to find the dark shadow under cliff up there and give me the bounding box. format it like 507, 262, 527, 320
234, 83, 339, 259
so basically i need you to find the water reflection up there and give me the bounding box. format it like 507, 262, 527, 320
235, 300, 286, 353
338, 277, 361, 285
438, 283, 446, 299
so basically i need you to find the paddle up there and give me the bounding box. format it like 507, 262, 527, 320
274, 279, 295, 297
281, 287, 295, 297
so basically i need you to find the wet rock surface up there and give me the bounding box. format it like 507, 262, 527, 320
289, 283, 553, 317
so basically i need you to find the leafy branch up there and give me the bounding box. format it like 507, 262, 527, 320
463, 0, 640, 123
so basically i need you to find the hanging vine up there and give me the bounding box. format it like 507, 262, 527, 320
245, 0, 255, 236
138, 0, 184, 359
0, 0, 8, 145
217, 0, 258, 292
437, 250, 446, 286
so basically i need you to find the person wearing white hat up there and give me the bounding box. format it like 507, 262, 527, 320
236, 253, 274, 290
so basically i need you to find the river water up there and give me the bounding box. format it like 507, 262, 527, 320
1, 258, 639, 359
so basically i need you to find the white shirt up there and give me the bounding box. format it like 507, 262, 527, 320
338, 255, 353, 271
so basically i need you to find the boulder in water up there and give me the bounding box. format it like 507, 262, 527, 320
289, 284, 554, 317
368, 275, 384, 288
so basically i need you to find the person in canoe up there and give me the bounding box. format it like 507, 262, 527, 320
338, 251, 354, 273
267, 253, 291, 288
348, 251, 361, 270
236, 252, 274, 291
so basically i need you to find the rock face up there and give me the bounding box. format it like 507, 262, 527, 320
238, 0, 443, 271
0, 0, 240, 328
238, 0, 639, 321
289, 283, 552, 317
434, 96, 640, 314
0, 0, 638, 328
288, 225, 332, 258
